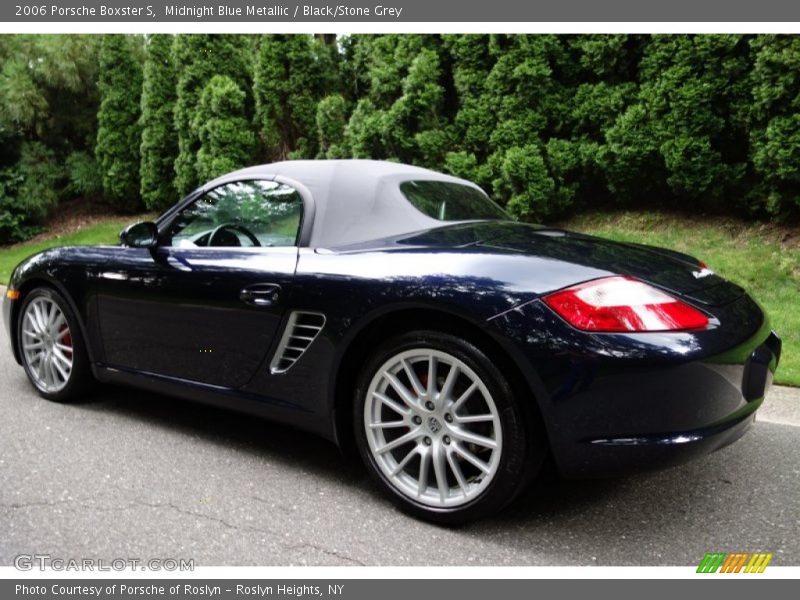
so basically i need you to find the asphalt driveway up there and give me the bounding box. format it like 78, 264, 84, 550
0, 300, 798, 566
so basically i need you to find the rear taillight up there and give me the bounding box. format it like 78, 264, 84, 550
542, 276, 709, 332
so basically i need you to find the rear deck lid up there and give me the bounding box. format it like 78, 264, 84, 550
368, 221, 745, 305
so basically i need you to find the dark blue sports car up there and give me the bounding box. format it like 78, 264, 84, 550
3, 160, 781, 522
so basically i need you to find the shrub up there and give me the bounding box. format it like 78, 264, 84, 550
0, 166, 27, 244
66, 151, 102, 198
0, 143, 62, 244
316, 94, 349, 159
494, 145, 564, 221
192, 75, 256, 182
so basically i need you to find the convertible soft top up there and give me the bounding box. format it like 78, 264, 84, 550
203, 159, 488, 248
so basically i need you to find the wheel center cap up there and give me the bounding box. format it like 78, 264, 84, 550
427, 416, 442, 434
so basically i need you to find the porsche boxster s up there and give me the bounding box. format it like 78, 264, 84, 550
3, 160, 781, 522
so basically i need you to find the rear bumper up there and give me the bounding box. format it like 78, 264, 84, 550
555, 329, 780, 478
492, 294, 781, 479
568, 405, 759, 478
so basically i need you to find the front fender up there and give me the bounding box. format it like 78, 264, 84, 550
6, 248, 99, 365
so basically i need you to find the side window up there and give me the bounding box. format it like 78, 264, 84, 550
167, 180, 304, 248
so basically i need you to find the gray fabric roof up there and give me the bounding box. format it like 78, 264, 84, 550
203, 160, 488, 248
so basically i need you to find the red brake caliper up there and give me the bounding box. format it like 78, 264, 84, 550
59, 325, 73, 359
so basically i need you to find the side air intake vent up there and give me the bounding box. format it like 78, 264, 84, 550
270, 311, 326, 374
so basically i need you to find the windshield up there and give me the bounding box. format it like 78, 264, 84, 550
400, 180, 509, 221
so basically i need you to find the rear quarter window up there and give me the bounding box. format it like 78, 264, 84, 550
400, 180, 509, 221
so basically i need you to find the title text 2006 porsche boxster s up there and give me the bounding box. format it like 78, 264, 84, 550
3, 160, 781, 522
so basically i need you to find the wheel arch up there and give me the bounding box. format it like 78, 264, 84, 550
331, 306, 546, 455
10, 277, 95, 365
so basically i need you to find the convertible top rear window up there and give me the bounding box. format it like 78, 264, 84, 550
400, 180, 509, 222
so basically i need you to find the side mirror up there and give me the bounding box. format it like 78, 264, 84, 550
120, 221, 159, 248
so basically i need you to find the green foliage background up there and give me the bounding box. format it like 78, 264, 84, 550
96, 34, 144, 212
139, 34, 178, 212
2, 33, 800, 244
193, 75, 256, 182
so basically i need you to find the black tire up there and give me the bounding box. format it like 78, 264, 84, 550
17, 287, 93, 402
353, 330, 546, 524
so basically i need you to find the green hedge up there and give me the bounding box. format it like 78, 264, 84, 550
2, 34, 800, 243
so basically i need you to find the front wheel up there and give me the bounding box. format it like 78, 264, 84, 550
17, 287, 92, 402
354, 330, 544, 524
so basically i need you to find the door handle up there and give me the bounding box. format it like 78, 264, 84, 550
240, 284, 280, 307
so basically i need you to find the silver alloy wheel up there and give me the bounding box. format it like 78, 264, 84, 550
21, 296, 74, 393
364, 348, 503, 508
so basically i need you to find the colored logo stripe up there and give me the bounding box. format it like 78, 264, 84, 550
697, 553, 726, 573
745, 553, 773, 573
720, 553, 749, 573
697, 552, 773, 573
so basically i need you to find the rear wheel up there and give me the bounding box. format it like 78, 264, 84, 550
354, 330, 544, 523
17, 287, 92, 402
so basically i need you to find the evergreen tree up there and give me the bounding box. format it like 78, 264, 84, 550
140, 34, 178, 211
0, 35, 100, 154
343, 98, 385, 159
601, 35, 751, 209
193, 75, 256, 182
316, 94, 349, 159
485, 35, 571, 218
362, 35, 431, 107
0, 35, 100, 241
547, 35, 640, 208
748, 35, 800, 215
496, 144, 557, 220
384, 48, 451, 166
253, 35, 329, 161
95, 34, 143, 212
442, 34, 496, 187
342, 35, 449, 163
5, 32, 800, 239
173, 34, 251, 195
